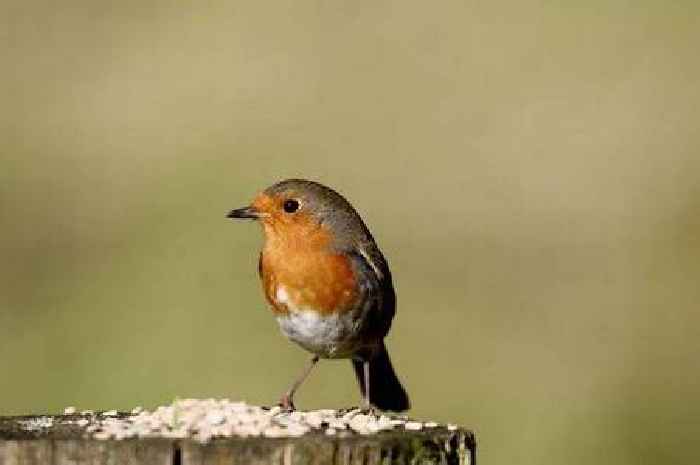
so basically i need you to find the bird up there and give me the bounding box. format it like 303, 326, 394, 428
227, 179, 409, 412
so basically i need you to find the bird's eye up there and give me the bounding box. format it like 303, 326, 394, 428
283, 199, 300, 213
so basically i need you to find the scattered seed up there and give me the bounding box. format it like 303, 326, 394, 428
65, 399, 458, 443
404, 421, 423, 431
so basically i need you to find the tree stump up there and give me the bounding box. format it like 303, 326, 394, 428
0, 401, 476, 465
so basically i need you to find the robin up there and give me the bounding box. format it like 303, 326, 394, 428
227, 179, 409, 412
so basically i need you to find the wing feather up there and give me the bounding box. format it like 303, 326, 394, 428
347, 247, 396, 340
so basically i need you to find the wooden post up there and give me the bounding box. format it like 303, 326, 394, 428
0, 409, 476, 465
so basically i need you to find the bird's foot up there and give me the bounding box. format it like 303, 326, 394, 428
359, 400, 379, 416
278, 393, 296, 412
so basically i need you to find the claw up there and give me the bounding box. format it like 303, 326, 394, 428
360, 404, 379, 416
278, 393, 296, 412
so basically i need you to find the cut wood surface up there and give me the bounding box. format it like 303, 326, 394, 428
0, 400, 476, 465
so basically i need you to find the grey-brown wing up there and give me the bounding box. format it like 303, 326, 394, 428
347, 247, 396, 340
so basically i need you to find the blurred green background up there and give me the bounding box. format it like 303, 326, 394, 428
1, 1, 699, 464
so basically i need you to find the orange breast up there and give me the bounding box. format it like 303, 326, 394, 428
260, 229, 358, 316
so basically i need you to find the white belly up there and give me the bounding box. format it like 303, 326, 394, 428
276, 311, 345, 357
274, 286, 358, 358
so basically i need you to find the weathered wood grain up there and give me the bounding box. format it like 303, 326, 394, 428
0, 414, 476, 465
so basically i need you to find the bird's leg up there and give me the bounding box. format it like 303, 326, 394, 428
362, 360, 371, 410
360, 360, 378, 415
279, 355, 319, 411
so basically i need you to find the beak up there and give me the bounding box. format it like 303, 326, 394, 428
226, 206, 261, 220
